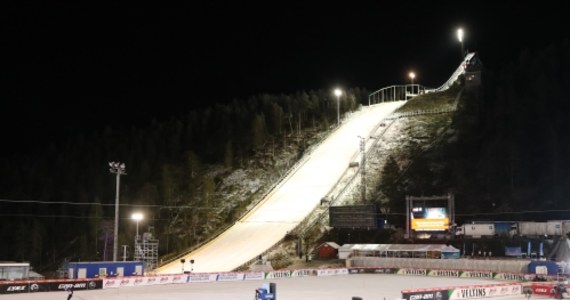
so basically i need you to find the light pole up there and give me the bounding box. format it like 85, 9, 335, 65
109, 161, 127, 262
131, 212, 143, 240
334, 88, 342, 127
457, 28, 464, 58
409, 72, 415, 97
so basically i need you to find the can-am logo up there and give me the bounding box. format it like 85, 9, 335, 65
58, 283, 86, 290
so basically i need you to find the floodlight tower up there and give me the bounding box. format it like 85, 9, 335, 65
109, 161, 127, 262
457, 28, 464, 58
334, 88, 342, 127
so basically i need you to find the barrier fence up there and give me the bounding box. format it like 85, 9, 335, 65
6, 265, 567, 298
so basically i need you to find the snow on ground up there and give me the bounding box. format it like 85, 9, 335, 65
0, 274, 541, 300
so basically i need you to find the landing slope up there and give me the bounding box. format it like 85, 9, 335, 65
157, 101, 404, 273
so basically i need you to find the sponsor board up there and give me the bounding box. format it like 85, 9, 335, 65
449, 284, 521, 299
171, 275, 187, 284
291, 269, 314, 277
216, 273, 245, 281
145, 276, 159, 285
118, 278, 133, 287
404, 290, 449, 300
158, 275, 173, 285
316, 268, 349, 277
493, 273, 525, 281
188, 273, 216, 283
460, 271, 494, 279
398, 269, 428, 276
1, 280, 103, 294
132, 277, 145, 286
266, 271, 292, 279
349, 268, 396, 274
104, 279, 119, 289
428, 270, 461, 278
530, 284, 554, 295
0, 284, 29, 294
244, 272, 265, 281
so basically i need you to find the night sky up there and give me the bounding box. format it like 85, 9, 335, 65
3, 1, 568, 154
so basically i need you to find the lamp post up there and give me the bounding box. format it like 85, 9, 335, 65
131, 212, 143, 240
109, 161, 127, 262
457, 28, 464, 58
334, 88, 342, 127
409, 72, 415, 97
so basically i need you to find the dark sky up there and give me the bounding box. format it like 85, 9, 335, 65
2, 1, 568, 154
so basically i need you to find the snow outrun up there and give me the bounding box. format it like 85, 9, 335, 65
0, 274, 544, 300
157, 101, 406, 274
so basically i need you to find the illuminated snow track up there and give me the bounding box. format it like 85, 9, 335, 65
156, 101, 404, 274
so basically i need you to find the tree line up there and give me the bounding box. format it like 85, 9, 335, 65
0, 87, 364, 272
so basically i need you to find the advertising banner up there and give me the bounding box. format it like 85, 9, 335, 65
460, 271, 494, 279
349, 268, 396, 274
530, 283, 554, 296
216, 272, 245, 281
398, 268, 428, 276
0, 279, 103, 294
448, 284, 521, 300
244, 272, 265, 280
428, 270, 461, 278
316, 268, 348, 276
266, 270, 291, 279
493, 273, 526, 281
188, 273, 217, 283
402, 290, 450, 300
291, 269, 314, 277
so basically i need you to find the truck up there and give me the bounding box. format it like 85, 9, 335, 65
514, 220, 570, 238
455, 223, 496, 238
455, 220, 570, 239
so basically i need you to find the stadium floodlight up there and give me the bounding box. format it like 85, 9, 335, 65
334, 88, 342, 127
109, 161, 127, 261
131, 212, 143, 239
457, 28, 464, 58
409, 72, 416, 96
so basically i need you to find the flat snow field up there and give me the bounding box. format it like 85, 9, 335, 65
0, 274, 544, 300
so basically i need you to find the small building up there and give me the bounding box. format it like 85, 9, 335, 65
338, 244, 461, 260
315, 242, 340, 259
66, 261, 144, 279
0, 262, 30, 280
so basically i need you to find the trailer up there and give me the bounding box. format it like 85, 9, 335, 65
455, 223, 495, 238
517, 222, 548, 237
66, 261, 144, 279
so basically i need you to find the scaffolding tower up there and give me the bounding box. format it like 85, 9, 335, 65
134, 227, 159, 271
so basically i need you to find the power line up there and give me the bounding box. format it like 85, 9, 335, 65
0, 213, 173, 221
0, 198, 214, 210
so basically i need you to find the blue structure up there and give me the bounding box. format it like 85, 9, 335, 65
528, 260, 560, 275
66, 261, 144, 279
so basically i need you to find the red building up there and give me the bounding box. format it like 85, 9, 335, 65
315, 242, 340, 259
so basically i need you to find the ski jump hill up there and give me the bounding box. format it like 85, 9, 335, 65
156, 53, 475, 274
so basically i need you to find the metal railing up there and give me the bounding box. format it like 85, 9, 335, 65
368, 84, 428, 105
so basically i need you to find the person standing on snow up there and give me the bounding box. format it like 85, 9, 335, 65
66, 286, 74, 300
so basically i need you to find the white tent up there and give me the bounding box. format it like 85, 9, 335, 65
338, 244, 460, 259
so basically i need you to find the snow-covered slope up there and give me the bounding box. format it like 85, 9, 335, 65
156, 101, 404, 274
